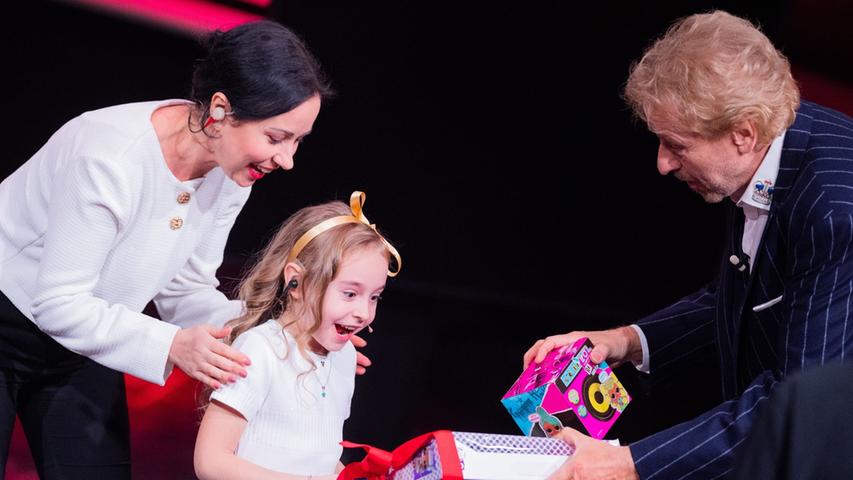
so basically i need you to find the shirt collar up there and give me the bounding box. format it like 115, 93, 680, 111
735, 131, 786, 212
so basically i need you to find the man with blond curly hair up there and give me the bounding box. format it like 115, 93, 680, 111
525, 10, 853, 479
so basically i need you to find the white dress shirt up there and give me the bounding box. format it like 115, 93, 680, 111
631, 132, 787, 372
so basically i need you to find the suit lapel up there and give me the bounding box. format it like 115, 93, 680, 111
747, 104, 813, 296
718, 103, 815, 396
718, 205, 749, 397
745, 104, 813, 292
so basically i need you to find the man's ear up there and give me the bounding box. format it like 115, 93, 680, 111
731, 119, 759, 154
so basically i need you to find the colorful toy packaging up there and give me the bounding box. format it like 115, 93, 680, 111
339, 430, 574, 480
501, 337, 630, 439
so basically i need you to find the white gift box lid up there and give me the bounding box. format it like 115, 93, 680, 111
390, 431, 619, 480
454, 431, 572, 479
390, 431, 620, 479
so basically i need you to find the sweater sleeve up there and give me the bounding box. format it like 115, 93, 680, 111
211, 330, 274, 422
152, 185, 249, 330
31, 154, 180, 385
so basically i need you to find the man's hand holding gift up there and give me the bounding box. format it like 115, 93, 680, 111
548, 427, 639, 480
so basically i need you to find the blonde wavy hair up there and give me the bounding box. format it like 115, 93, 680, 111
229, 200, 393, 355
624, 10, 800, 145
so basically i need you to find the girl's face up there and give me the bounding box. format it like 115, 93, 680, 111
310, 245, 388, 355
215, 94, 321, 187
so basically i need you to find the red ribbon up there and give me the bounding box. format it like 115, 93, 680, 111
338, 430, 463, 479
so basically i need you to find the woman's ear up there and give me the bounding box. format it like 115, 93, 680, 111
206, 92, 233, 135
208, 91, 232, 118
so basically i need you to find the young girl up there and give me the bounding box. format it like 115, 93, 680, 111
194, 191, 401, 480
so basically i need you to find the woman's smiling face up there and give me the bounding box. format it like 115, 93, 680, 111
215, 94, 321, 187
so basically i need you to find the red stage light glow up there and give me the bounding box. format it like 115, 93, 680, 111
57, 0, 267, 34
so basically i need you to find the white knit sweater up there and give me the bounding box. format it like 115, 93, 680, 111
0, 100, 250, 385
211, 320, 356, 475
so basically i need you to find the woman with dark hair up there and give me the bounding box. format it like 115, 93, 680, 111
0, 20, 334, 479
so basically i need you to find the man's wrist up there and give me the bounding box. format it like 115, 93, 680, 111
620, 325, 643, 365
620, 445, 640, 480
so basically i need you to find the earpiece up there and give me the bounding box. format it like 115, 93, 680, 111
211, 106, 226, 121
368, 325, 374, 334
202, 106, 228, 129
281, 278, 299, 297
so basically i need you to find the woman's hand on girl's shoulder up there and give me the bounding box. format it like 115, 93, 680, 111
169, 325, 252, 388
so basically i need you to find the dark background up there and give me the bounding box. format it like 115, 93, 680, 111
3, 0, 852, 477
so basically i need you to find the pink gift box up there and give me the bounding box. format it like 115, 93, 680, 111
501, 337, 630, 439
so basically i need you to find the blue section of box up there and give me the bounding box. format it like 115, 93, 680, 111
500, 384, 547, 435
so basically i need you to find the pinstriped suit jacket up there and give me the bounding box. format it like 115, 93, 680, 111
629, 101, 853, 479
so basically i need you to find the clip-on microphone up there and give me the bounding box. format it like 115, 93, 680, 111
728, 253, 750, 272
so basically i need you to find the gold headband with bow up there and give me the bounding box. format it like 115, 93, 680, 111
285, 191, 402, 277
